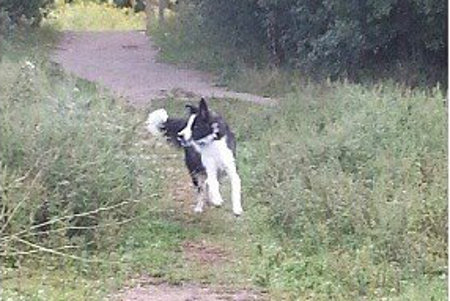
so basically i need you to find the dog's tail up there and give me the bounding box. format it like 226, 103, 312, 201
146, 109, 168, 136
146, 109, 186, 147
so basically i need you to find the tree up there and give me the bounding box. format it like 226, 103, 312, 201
0, 0, 53, 26
184, 0, 447, 85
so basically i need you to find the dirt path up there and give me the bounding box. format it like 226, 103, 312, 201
51, 30, 273, 106
116, 278, 262, 301
51, 32, 269, 299
110, 135, 266, 301
109, 135, 266, 300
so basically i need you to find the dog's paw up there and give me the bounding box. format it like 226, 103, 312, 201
232, 206, 243, 216
209, 197, 224, 207
194, 205, 204, 213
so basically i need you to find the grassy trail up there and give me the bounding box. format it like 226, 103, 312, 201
1, 1, 447, 300
0, 28, 269, 299
113, 99, 272, 298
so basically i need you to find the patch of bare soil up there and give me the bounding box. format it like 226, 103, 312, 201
182, 241, 230, 266
116, 282, 264, 301
51, 30, 274, 106
114, 275, 265, 301
113, 238, 267, 301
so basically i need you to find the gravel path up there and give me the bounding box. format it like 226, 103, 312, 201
51, 30, 273, 106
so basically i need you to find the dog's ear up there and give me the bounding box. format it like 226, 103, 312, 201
185, 104, 198, 115
198, 98, 209, 121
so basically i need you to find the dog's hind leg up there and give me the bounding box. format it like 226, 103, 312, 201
193, 174, 207, 213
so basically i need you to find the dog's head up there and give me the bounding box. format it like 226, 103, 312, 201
177, 98, 221, 147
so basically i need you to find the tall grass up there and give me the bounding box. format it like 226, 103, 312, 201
234, 83, 447, 299
148, 84, 448, 299
150, 12, 448, 297
150, 13, 309, 98
44, 0, 146, 31
2, 9, 446, 300
148, 4, 270, 90
0, 27, 161, 269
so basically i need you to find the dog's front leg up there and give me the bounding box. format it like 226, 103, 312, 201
226, 166, 243, 216
205, 166, 224, 207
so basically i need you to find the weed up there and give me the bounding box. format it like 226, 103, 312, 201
2, 10, 447, 300
150, 89, 447, 299
238, 83, 446, 299
44, 0, 146, 31
0, 27, 164, 300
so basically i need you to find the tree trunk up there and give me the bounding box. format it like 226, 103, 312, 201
158, 0, 167, 26
144, 0, 154, 34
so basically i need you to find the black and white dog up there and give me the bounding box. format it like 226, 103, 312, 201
146, 98, 242, 216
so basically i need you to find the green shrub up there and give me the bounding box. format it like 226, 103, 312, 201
45, 0, 146, 30
0, 29, 161, 262
149, 1, 267, 74
0, 0, 53, 26
240, 82, 447, 297
156, 0, 447, 86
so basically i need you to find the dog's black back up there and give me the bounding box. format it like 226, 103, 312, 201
161, 118, 186, 147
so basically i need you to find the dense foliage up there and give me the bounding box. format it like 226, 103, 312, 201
181, 0, 447, 86
46, 0, 146, 30
0, 0, 53, 26
62, 0, 146, 12
0, 29, 160, 264
224, 82, 447, 298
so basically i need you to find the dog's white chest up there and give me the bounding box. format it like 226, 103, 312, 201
200, 136, 234, 171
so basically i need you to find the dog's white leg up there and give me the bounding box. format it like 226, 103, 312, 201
205, 171, 224, 207
203, 158, 224, 206
227, 165, 242, 216
206, 176, 224, 206
193, 175, 206, 213
194, 194, 204, 213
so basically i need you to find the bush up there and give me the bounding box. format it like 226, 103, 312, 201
242, 82, 447, 295
149, 0, 268, 74
0, 30, 161, 262
0, 0, 53, 26
161, 0, 447, 86
45, 0, 146, 30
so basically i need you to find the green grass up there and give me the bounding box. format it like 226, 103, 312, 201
0, 25, 264, 300
44, 0, 146, 31
149, 16, 447, 299
1, 10, 447, 301
148, 9, 297, 97
147, 88, 447, 300
0, 27, 162, 299
148, 11, 273, 94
